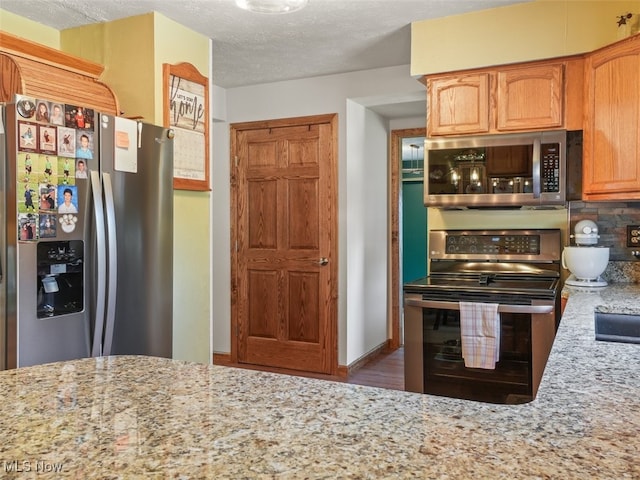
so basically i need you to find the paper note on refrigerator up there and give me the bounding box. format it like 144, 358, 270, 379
114, 117, 138, 173
115, 131, 130, 149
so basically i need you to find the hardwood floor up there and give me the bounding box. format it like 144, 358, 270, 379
346, 347, 404, 391
215, 348, 405, 392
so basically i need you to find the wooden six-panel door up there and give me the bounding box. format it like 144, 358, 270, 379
231, 114, 338, 374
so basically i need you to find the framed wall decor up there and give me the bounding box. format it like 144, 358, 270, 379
163, 62, 210, 191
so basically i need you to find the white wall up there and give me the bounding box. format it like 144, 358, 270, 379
389, 117, 425, 131
345, 101, 389, 363
212, 64, 425, 366
210, 84, 231, 361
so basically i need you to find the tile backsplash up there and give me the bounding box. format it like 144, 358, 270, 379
568, 200, 640, 283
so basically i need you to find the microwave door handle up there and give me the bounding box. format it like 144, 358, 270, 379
405, 298, 554, 314
532, 137, 542, 198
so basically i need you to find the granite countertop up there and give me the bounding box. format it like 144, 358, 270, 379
1, 285, 639, 479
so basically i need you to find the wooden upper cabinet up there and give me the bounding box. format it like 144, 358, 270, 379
495, 63, 563, 131
583, 34, 640, 201
427, 73, 490, 136
425, 58, 583, 137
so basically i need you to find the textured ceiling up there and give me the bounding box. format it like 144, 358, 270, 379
2, 0, 527, 89
2, 0, 528, 119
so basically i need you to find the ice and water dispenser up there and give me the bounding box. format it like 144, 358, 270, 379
36, 241, 84, 318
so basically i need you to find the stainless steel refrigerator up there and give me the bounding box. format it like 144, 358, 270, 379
1, 95, 174, 369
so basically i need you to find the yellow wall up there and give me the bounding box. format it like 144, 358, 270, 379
152, 14, 211, 364
62, 15, 156, 122
152, 14, 209, 125
0, 9, 59, 47
2, 11, 212, 364
61, 12, 209, 123
411, 0, 640, 76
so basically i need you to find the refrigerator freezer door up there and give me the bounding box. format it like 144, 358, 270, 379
18, 242, 91, 367
4, 102, 91, 369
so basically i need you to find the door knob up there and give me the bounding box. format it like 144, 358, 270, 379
318, 257, 329, 266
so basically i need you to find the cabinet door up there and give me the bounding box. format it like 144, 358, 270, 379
427, 73, 490, 136
496, 64, 564, 131
583, 36, 640, 200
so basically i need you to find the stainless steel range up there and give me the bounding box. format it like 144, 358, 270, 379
404, 229, 561, 404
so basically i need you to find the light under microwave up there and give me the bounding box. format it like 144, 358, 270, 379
424, 130, 573, 208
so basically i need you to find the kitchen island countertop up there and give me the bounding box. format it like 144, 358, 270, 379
1, 284, 639, 479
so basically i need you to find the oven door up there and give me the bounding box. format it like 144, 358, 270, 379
404, 295, 556, 404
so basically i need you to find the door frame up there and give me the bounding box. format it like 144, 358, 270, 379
229, 114, 339, 373
389, 127, 426, 350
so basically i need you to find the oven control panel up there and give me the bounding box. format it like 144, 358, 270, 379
446, 234, 540, 254
428, 229, 561, 262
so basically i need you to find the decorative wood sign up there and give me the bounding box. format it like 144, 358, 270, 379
163, 62, 210, 191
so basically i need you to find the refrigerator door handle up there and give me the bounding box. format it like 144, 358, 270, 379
101, 173, 118, 356
90, 171, 107, 357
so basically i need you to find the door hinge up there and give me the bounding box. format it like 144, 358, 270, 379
234, 155, 239, 167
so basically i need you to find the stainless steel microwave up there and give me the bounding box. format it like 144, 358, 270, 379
424, 130, 575, 208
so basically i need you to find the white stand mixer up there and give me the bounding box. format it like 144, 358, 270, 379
562, 220, 610, 287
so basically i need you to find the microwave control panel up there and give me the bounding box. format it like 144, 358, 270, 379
541, 143, 560, 192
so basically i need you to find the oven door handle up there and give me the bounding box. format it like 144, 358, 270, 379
405, 298, 554, 314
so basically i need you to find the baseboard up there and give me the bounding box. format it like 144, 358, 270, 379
213, 352, 232, 366
345, 342, 389, 375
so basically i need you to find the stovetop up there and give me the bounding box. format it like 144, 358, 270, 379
404, 229, 562, 301
403, 274, 559, 301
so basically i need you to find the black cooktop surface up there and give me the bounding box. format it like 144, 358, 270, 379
403, 274, 559, 301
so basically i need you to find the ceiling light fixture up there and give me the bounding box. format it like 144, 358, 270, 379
235, 0, 308, 14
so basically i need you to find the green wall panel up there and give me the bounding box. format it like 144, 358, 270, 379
402, 181, 427, 283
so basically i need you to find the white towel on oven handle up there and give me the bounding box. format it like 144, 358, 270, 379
459, 302, 500, 369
